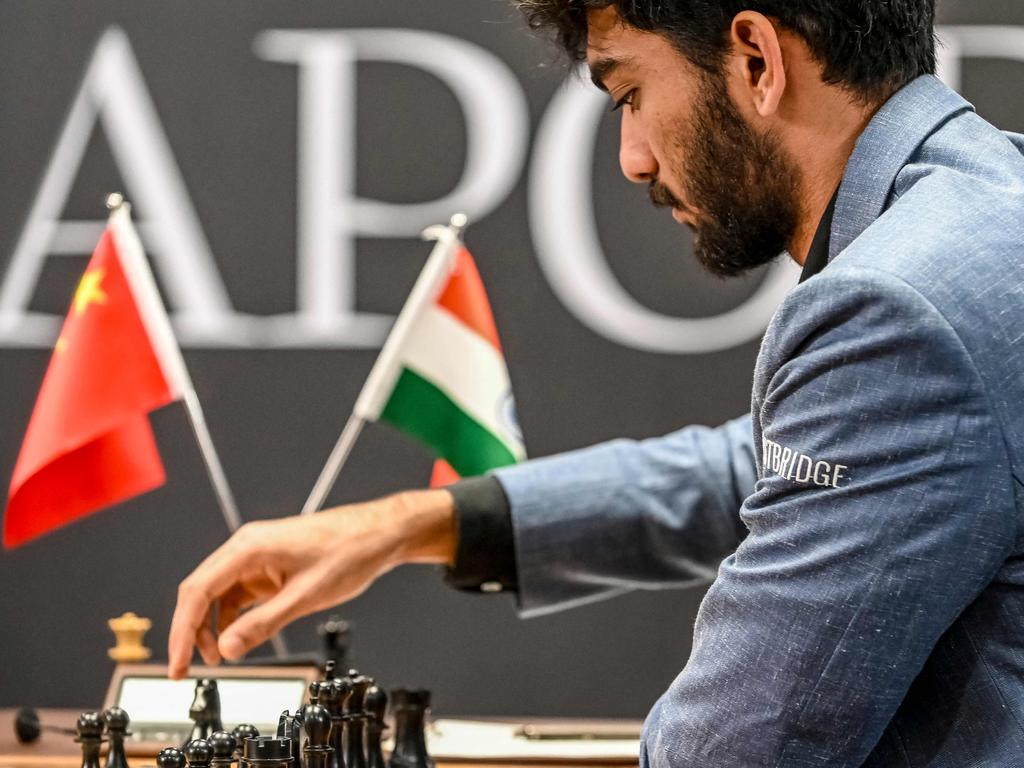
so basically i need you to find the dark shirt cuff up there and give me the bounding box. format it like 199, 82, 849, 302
444, 475, 518, 593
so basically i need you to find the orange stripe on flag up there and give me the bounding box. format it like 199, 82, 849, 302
434, 247, 502, 351
429, 459, 461, 488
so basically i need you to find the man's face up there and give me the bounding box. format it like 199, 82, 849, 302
586, 7, 801, 277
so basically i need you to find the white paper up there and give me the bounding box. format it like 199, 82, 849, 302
426, 719, 641, 762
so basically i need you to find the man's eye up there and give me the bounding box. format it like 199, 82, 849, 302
611, 89, 637, 113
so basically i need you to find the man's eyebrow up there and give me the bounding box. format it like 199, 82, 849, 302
589, 56, 632, 92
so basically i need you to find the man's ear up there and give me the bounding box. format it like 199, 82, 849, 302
729, 11, 786, 117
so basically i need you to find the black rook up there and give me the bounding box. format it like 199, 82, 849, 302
387, 690, 434, 768
241, 736, 294, 768
363, 687, 387, 768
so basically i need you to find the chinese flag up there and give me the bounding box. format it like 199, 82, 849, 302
4, 205, 186, 548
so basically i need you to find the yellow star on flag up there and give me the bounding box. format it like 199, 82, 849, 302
73, 268, 108, 315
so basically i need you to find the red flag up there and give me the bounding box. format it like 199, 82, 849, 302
4, 206, 187, 548
429, 459, 461, 488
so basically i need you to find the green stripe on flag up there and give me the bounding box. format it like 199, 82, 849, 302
380, 368, 517, 477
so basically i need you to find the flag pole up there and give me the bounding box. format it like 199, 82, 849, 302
178, 388, 244, 533
105, 193, 288, 659
299, 415, 365, 517
106, 193, 244, 535
298, 213, 467, 517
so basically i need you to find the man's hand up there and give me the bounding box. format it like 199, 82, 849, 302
167, 489, 457, 678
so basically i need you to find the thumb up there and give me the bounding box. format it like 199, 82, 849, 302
217, 579, 312, 660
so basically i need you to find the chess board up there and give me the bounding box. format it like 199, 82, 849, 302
1, 657, 638, 768
0, 709, 641, 768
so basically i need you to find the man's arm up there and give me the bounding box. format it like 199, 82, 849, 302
494, 415, 757, 615
168, 412, 757, 674
641, 269, 1016, 766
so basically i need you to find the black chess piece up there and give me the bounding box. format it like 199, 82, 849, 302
316, 681, 338, 768
307, 684, 320, 710
362, 687, 387, 768
342, 674, 371, 768
186, 679, 224, 746
75, 712, 105, 768
387, 690, 434, 768
232, 725, 260, 758
103, 707, 131, 768
318, 618, 351, 676
241, 736, 294, 768
293, 707, 307, 768
158, 747, 186, 768
319, 679, 350, 768
185, 738, 214, 768
209, 730, 237, 768
302, 705, 333, 768
276, 710, 303, 768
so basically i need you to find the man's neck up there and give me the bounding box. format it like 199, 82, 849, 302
784, 88, 885, 264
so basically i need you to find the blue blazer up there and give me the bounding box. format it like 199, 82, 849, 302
495, 75, 1024, 766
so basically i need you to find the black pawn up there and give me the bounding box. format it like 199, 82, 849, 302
387, 690, 433, 768
103, 707, 130, 768
363, 687, 387, 768
185, 738, 214, 768
158, 747, 186, 768
76, 712, 105, 768
302, 705, 334, 768
343, 674, 371, 768
232, 725, 259, 759
209, 730, 236, 768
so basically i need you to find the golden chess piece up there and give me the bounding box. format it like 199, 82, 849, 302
108, 612, 152, 662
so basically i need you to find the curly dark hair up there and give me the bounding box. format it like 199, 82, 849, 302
516, 0, 936, 101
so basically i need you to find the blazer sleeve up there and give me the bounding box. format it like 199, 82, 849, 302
640, 268, 1016, 766
493, 413, 757, 616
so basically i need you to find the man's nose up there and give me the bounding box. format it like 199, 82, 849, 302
618, 110, 658, 183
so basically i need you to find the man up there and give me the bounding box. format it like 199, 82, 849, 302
169, 1, 1024, 764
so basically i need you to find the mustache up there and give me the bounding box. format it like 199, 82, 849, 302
648, 180, 683, 209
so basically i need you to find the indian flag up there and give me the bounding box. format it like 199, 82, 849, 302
353, 230, 525, 481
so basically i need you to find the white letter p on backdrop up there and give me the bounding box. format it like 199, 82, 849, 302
254, 29, 529, 336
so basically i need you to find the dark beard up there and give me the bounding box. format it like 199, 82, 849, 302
649, 72, 801, 279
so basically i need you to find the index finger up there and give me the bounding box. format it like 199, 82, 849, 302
167, 536, 255, 678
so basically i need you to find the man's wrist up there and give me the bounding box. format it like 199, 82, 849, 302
445, 476, 518, 592
391, 489, 458, 567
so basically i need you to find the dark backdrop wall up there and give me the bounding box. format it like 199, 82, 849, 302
2, 0, 1023, 717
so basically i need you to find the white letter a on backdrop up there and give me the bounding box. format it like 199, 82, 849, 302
0, 26, 233, 345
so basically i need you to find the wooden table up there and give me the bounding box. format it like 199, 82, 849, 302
0, 710, 638, 768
